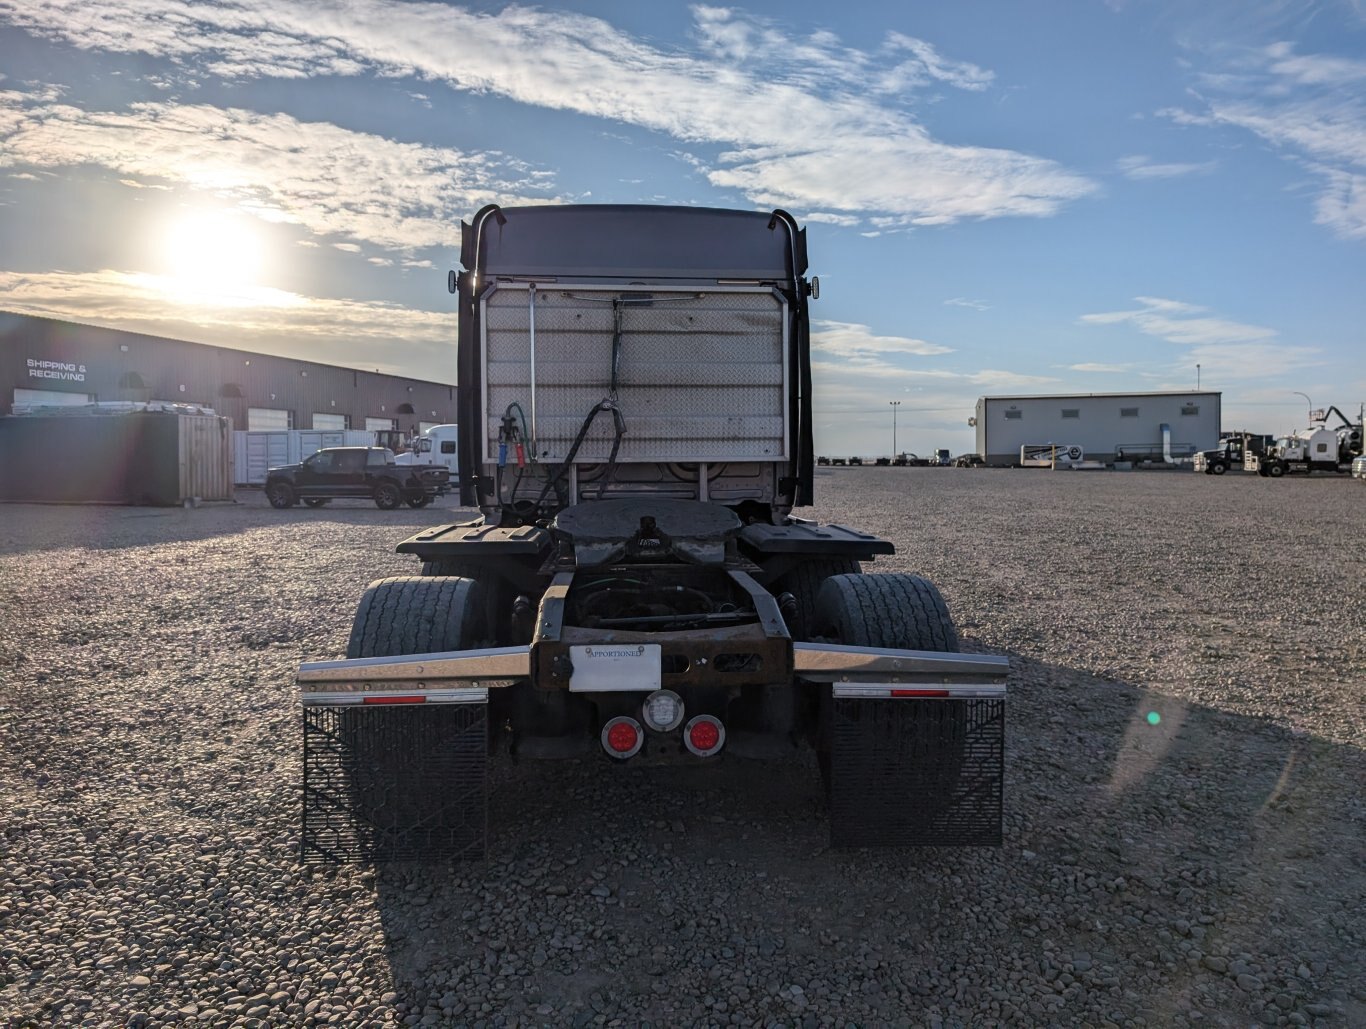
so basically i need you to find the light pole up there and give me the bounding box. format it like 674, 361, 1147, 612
1292, 391, 1312, 424
1196, 363, 1200, 389
889, 401, 901, 457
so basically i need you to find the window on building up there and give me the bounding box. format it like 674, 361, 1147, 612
219, 383, 243, 398
312, 413, 347, 431
14, 388, 94, 408
1181, 405, 1200, 416
365, 416, 397, 432
440, 440, 456, 454
1004, 410, 1023, 420
1120, 407, 1139, 418
1061, 409, 1080, 419
396, 402, 416, 414
119, 372, 147, 390
248, 407, 293, 430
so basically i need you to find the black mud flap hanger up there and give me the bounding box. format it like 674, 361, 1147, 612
794, 644, 1010, 848
298, 646, 528, 863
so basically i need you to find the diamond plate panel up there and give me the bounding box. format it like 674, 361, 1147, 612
830, 698, 1004, 847
483, 286, 788, 463
302, 705, 487, 863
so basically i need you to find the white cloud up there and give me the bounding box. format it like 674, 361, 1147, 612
1117, 155, 1218, 179
1163, 42, 1366, 238
1080, 296, 1277, 345
1264, 42, 1366, 87
0, 90, 556, 251
1080, 296, 1322, 381
883, 32, 995, 92
0, 0, 1095, 227
1068, 362, 1136, 373
1312, 168, 1366, 239
812, 320, 954, 358
943, 296, 989, 311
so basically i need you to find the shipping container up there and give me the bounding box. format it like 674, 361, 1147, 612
232, 428, 375, 485
0, 411, 233, 505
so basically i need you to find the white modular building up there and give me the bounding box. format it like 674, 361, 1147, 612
973, 391, 1221, 466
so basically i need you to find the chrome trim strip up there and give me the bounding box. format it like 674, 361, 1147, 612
301, 687, 490, 707
296, 646, 529, 692
793, 643, 1009, 683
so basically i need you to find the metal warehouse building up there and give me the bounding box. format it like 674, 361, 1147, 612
1, 312, 456, 433
973, 391, 1222, 466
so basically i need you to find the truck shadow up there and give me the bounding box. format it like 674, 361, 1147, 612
367, 650, 1362, 1025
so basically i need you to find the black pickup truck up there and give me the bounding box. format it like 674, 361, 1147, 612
264, 446, 449, 510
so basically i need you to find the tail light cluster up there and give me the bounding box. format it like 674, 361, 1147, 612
600, 691, 725, 760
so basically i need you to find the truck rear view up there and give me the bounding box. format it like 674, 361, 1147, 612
297, 205, 1009, 861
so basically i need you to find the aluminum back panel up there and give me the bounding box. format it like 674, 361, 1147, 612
482, 283, 789, 464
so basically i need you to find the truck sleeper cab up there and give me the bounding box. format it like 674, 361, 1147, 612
296, 205, 1008, 862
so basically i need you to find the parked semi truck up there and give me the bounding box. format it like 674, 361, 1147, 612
1192, 433, 1269, 475
296, 205, 1009, 862
1249, 407, 1363, 477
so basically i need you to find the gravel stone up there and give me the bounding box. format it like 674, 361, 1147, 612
0, 475, 1362, 1028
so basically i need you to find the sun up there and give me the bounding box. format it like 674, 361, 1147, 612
160, 208, 267, 304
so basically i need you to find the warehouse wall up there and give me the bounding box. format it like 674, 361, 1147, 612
978, 392, 1221, 465
0, 312, 456, 432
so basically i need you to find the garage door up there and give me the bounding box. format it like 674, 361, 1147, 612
248, 407, 292, 430
14, 388, 94, 407
365, 417, 397, 432
312, 413, 347, 431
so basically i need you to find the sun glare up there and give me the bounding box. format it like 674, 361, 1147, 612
161, 209, 267, 305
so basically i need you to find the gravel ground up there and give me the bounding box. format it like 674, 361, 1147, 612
1, 470, 1362, 1028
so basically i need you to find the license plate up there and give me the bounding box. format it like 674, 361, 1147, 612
569, 644, 662, 692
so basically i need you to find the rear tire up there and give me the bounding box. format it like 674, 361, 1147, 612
266, 481, 296, 508
811, 573, 959, 651
333, 577, 489, 861
347, 576, 487, 658
373, 481, 402, 509
811, 573, 961, 805
303, 497, 331, 508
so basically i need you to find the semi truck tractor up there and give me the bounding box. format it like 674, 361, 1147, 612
1192, 434, 1269, 475
296, 205, 1009, 862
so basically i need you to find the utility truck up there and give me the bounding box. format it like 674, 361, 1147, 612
296, 205, 1009, 862
395, 423, 459, 477
1250, 407, 1363, 477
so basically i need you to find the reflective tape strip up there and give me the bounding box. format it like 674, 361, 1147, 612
301, 687, 490, 707
832, 683, 1005, 700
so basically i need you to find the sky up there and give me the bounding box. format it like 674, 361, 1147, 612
1, 0, 1364, 457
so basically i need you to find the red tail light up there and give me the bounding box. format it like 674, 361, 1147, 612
684, 715, 725, 757
601, 716, 644, 759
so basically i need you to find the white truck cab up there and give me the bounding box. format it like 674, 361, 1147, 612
395, 424, 459, 476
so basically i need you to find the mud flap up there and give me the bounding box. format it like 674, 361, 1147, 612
302, 703, 488, 862
830, 697, 1004, 847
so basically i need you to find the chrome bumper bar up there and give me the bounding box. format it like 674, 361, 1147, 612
297, 643, 1009, 705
